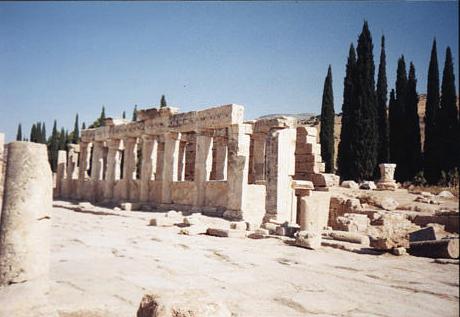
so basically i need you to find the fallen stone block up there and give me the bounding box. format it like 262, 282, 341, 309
409, 238, 459, 259
206, 228, 246, 238
392, 247, 407, 256
295, 231, 321, 250
137, 290, 231, 317
120, 202, 142, 211
336, 213, 369, 233
409, 226, 439, 242
377, 197, 399, 211
179, 225, 207, 236
341, 180, 359, 189
247, 228, 270, 239
437, 190, 455, 199
325, 230, 370, 245
262, 222, 278, 234
359, 181, 377, 190
370, 236, 409, 250
230, 221, 247, 231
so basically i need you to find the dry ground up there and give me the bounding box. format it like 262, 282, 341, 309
47, 205, 459, 317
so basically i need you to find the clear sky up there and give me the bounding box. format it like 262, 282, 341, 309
0, 1, 458, 142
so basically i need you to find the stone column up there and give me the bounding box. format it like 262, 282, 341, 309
0, 142, 52, 285
226, 124, 251, 215
252, 133, 266, 183
55, 150, 67, 198
214, 139, 227, 180
194, 134, 213, 206
90, 141, 104, 180
160, 132, 180, 204
121, 137, 137, 200
265, 128, 297, 223
104, 139, 121, 200
177, 141, 187, 181
78, 141, 90, 180
140, 135, 157, 202
377, 163, 397, 190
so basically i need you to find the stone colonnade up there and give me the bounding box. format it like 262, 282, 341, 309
56, 104, 334, 227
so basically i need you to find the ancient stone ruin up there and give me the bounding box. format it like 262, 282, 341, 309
55, 104, 338, 227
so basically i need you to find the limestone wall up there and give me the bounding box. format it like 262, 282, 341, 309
56, 104, 332, 226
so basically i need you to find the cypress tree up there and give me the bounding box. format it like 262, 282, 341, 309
82, 122, 86, 130
338, 44, 356, 180
49, 120, 59, 172
348, 21, 378, 181
439, 47, 458, 173
388, 88, 397, 166
376, 35, 389, 165
16, 123, 22, 141
36, 122, 42, 143
160, 95, 167, 108
122, 111, 126, 119
30, 124, 36, 142
41, 122, 46, 144
58, 127, 66, 151
424, 39, 441, 184
132, 105, 138, 121
319, 65, 335, 173
392, 56, 408, 182
405, 62, 422, 180
72, 114, 79, 144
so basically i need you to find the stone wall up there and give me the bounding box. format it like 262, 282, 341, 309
56, 104, 332, 227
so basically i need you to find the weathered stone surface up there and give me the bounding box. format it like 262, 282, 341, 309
137, 290, 231, 317
0, 142, 52, 285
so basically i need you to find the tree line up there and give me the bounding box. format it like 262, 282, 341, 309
15, 95, 168, 172
319, 21, 458, 185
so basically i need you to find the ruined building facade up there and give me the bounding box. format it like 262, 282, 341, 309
55, 104, 338, 225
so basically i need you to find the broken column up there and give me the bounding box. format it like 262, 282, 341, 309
265, 127, 296, 223
377, 163, 397, 190
195, 133, 213, 206
140, 135, 157, 202
104, 139, 121, 200
160, 132, 180, 204
224, 124, 251, 220
122, 137, 137, 201
90, 141, 105, 181
54, 150, 67, 198
0, 142, 52, 285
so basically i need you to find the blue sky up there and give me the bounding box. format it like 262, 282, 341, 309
0, 1, 458, 142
